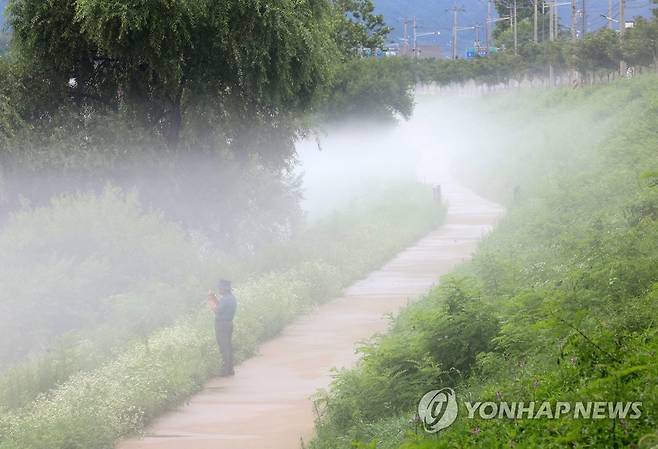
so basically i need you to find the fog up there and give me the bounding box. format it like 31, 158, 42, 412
296, 92, 495, 218
298, 85, 613, 220
2, 91, 500, 371
297, 97, 458, 218
0, 80, 619, 373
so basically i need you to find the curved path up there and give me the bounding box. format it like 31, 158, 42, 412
118, 184, 503, 449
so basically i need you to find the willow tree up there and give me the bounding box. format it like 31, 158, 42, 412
7, 0, 338, 162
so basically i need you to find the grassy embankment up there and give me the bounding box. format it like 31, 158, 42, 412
0, 181, 445, 449
311, 75, 658, 449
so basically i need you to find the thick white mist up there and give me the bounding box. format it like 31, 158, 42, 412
296, 95, 469, 218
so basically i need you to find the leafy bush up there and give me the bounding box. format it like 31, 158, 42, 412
313, 277, 499, 446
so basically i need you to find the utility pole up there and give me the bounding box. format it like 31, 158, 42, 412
534, 0, 539, 43
452, 7, 457, 59
542, 1, 546, 41
571, 0, 578, 86
581, 0, 586, 35
619, 0, 625, 37
402, 17, 409, 54
484, 0, 492, 48
549, 0, 554, 41
571, 0, 577, 41
607, 0, 613, 29
548, 0, 555, 86
513, 0, 518, 54
413, 16, 418, 58
554, 0, 559, 40
620, 0, 626, 75
452, 7, 458, 59
449, 5, 465, 59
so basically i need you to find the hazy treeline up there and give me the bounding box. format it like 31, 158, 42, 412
412, 1, 658, 87
308, 4, 658, 124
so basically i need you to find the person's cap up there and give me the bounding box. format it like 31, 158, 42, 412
218, 279, 232, 291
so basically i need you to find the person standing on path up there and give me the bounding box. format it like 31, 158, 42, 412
208, 280, 237, 377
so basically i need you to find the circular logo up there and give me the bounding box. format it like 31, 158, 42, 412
638, 434, 658, 449
418, 387, 458, 433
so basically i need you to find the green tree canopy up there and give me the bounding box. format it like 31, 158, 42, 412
7, 0, 338, 157
332, 0, 390, 58
622, 17, 658, 68
573, 29, 621, 75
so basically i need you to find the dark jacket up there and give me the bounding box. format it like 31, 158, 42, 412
215, 293, 237, 322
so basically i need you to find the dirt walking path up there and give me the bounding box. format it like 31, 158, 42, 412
118, 184, 503, 449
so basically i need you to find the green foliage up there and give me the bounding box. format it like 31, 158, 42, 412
323, 57, 415, 121
0, 0, 407, 162
6, 0, 337, 153
409, 13, 658, 87
495, 18, 535, 52
573, 29, 622, 75
0, 0, 415, 257
332, 0, 390, 58
622, 17, 658, 68
312, 277, 499, 446
0, 33, 9, 56
493, 0, 546, 40
0, 58, 23, 146
311, 75, 658, 449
